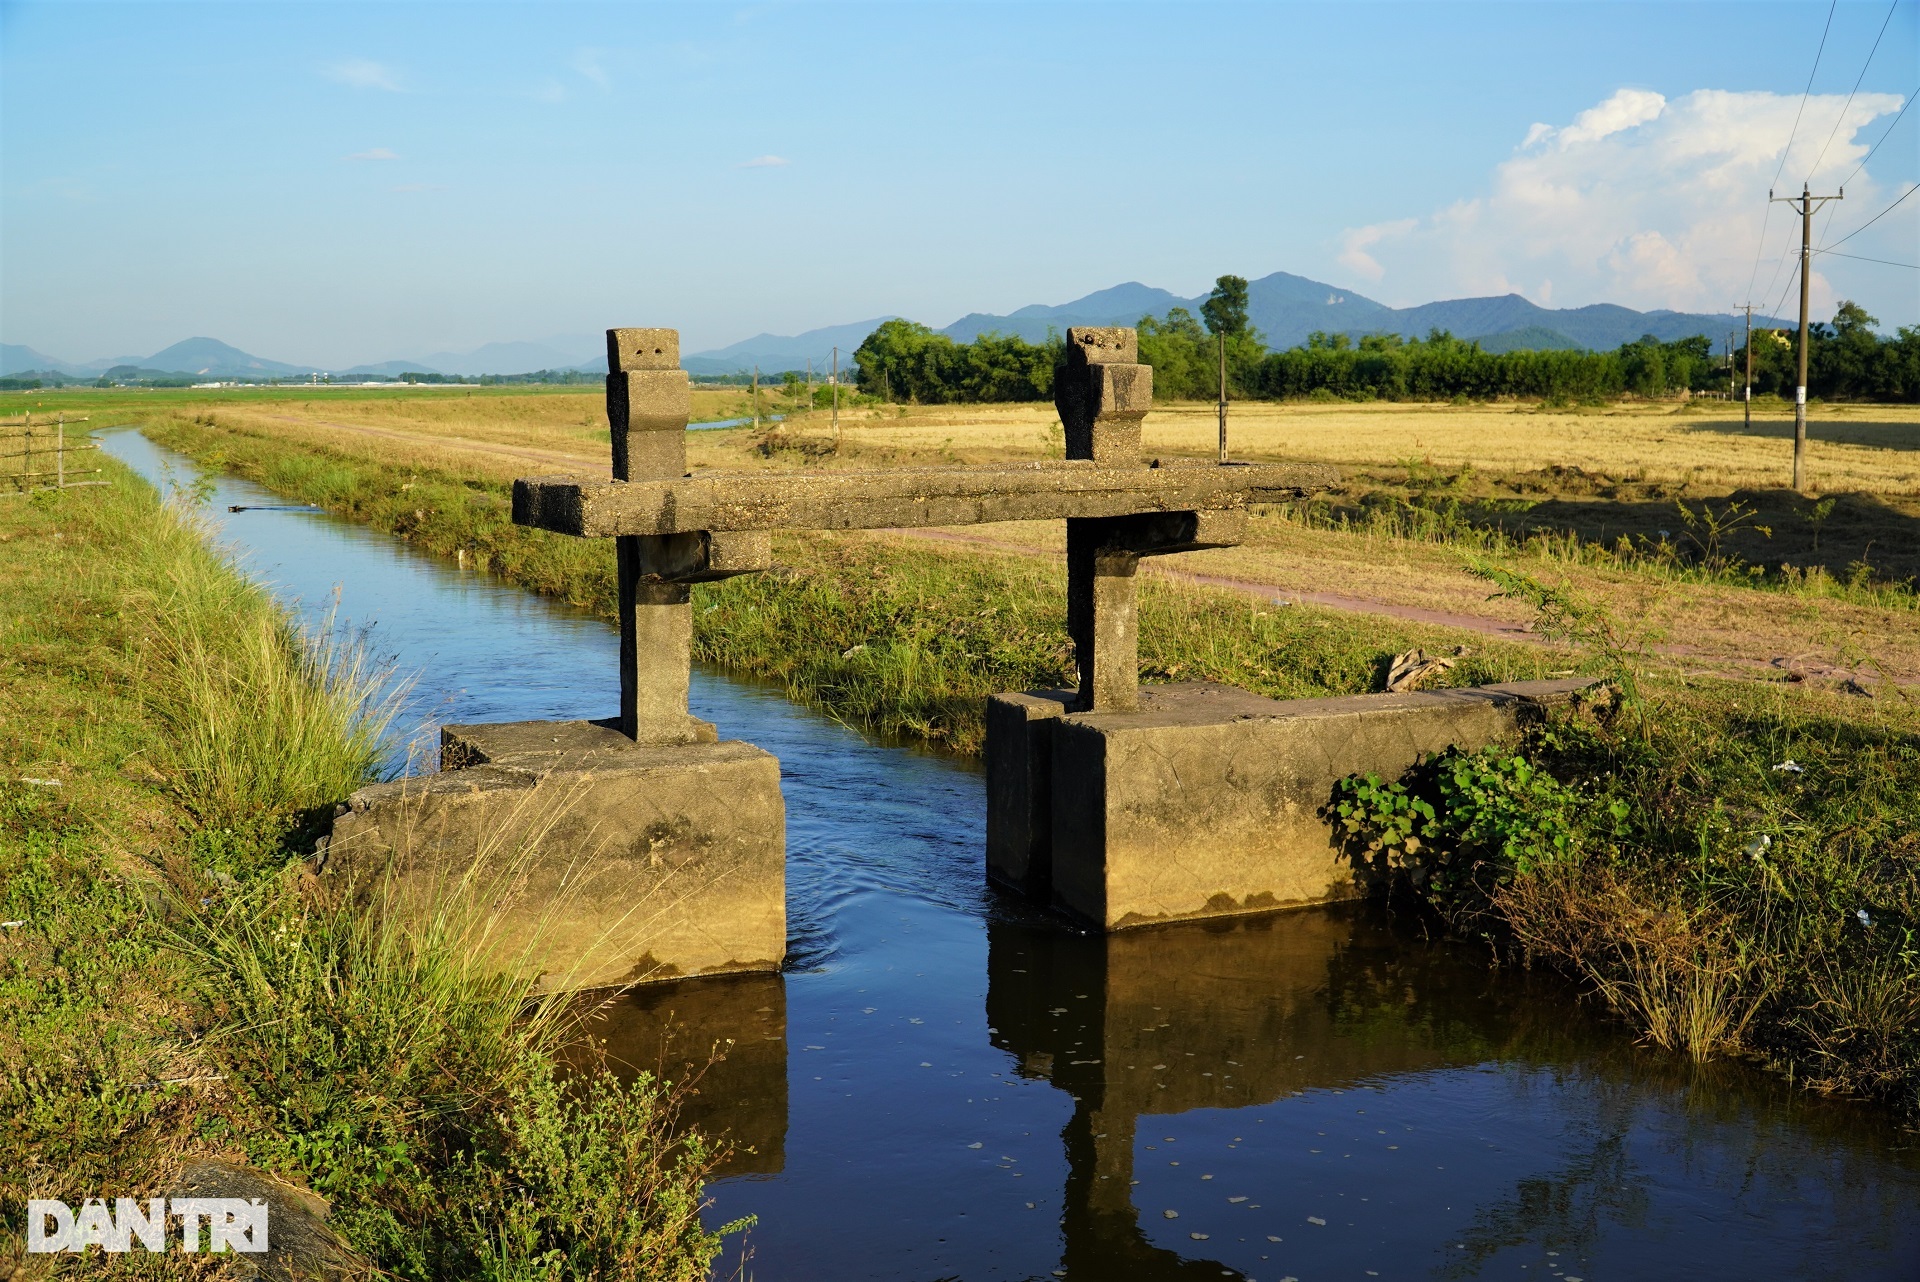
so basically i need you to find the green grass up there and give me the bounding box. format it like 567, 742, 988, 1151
0, 467, 739, 1279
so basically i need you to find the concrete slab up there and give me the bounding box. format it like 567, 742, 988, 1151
986, 678, 1595, 930
322, 719, 785, 989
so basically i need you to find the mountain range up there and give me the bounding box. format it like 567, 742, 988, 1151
4, 271, 1789, 382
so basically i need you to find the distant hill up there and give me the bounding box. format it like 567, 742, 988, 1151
1475, 325, 1587, 354
146, 337, 307, 379
337, 359, 441, 378
941, 283, 1188, 343
417, 339, 598, 377
909, 272, 1781, 355
676, 318, 898, 378
12, 280, 1791, 388
0, 344, 77, 376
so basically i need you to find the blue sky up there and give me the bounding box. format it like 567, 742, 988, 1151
3, 1, 1915, 366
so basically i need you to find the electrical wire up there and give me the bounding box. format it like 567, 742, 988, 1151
1775, 0, 1839, 191
1819, 180, 1918, 251
1815, 249, 1918, 269
1806, 0, 1902, 181
1836, 81, 1918, 190
1745, 0, 1840, 305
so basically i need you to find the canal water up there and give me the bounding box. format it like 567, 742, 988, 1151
104, 430, 1920, 1282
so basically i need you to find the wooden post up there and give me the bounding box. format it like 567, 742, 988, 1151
832, 346, 840, 444
1743, 305, 1753, 432
1794, 187, 1811, 490
56, 416, 64, 491
1216, 331, 1228, 463
752, 366, 760, 431
1772, 184, 1841, 491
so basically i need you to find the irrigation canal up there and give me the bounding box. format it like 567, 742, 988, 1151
104, 429, 1920, 1281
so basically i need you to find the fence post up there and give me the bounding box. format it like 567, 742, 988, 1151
57, 416, 65, 490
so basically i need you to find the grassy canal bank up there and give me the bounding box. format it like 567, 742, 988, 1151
129, 408, 1920, 1121
0, 464, 739, 1278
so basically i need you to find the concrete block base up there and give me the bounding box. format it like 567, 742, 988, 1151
322, 718, 785, 990
986, 678, 1594, 930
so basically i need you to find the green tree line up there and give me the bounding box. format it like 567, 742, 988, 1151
851, 278, 1920, 404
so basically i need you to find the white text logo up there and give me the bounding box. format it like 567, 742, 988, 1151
26, 1198, 268, 1254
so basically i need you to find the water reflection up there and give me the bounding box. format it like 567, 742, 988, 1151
574, 973, 788, 1179
986, 906, 1920, 1280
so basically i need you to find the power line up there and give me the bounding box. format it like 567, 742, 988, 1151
1806, 0, 1902, 181
1820, 180, 1918, 251
1837, 80, 1917, 189
1754, 223, 1801, 315
1815, 249, 1918, 269
1745, 0, 1840, 304
1773, 0, 1839, 191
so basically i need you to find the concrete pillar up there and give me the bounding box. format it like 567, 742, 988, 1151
1055, 328, 1154, 713
1066, 527, 1141, 713
606, 328, 710, 745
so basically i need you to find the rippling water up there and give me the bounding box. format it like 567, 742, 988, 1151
105, 430, 1920, 1282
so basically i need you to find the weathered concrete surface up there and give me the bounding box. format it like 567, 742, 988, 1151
1063, 511, 1245, 714
323, 719, 785, 989
986, 678, 1595, 929
1055, 326, 1153, 464
984, 689, 1077, 899
512, 458, 1337, 538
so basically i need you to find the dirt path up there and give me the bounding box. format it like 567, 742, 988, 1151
258, 413, 609, 474
899, 528, 1541, 639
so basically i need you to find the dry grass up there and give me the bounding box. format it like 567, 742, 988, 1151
72, 385, 1920, 688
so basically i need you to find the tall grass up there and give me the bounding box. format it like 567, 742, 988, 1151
179, 775, 741, 1278
99, 488, 405, 826
1, 467, 740, 1280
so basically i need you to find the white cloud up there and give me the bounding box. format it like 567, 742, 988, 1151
345, 148, 400, 162
736, 155, 790, 169
323, 58, 403, 92
573, 48, 610, 90
1555, 87, 1666, 146
1337, 87, 1907, 316
1337, 218, 1416, 281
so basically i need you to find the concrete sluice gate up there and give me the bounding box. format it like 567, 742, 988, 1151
321, 325, 1590, 989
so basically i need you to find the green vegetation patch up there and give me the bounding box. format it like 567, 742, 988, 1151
1334, 572, 1920, 1112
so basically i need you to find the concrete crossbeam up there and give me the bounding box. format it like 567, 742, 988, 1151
513, 459, 1336, 538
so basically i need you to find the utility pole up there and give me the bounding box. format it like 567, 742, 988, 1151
831, 346, 840, 444
1743, 304, 1753, 432
806, 358, 813, 417
1770, 183, 1842, 491
1216, 331, 1228, 463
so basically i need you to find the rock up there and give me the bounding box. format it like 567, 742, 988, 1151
170, 1159, 365, 1281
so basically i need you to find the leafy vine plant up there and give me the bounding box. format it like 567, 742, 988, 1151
1333, 741, 1629, 926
